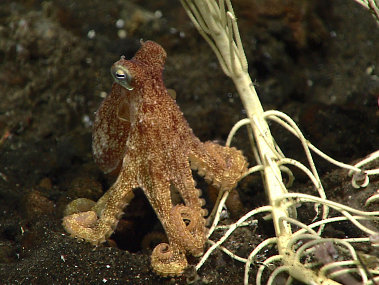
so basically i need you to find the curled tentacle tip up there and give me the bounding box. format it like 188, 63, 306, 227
151, 243, 187, 276
64, 198, 96, 216
62, 211, 98, 232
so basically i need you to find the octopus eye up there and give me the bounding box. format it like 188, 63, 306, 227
111, 65, 134, 91
115, 70, 126, 79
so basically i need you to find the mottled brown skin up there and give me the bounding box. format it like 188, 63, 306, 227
63, 41, 247, 276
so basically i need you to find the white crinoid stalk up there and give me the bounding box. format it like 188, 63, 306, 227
180, 1, 379, 284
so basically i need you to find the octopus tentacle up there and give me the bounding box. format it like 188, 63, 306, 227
190, 141, 248, 191
64, 198, 96, 216
169, 205, 205, 257
63, 166, 137, 245
171, 160, 207, 216
151, 243, 187, 277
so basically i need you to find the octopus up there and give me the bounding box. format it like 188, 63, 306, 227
63, 41, 248, 276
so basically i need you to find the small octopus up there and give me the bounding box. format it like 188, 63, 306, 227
63, 41, 247, 276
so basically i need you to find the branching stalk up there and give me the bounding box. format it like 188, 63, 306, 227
180, 0, 379, 284
181, 0, 292, 260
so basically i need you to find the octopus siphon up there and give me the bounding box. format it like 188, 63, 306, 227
63, 41, 247, 276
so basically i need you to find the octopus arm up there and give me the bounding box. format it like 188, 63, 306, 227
63, 153, 138, 245
189, 141, 248, 191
